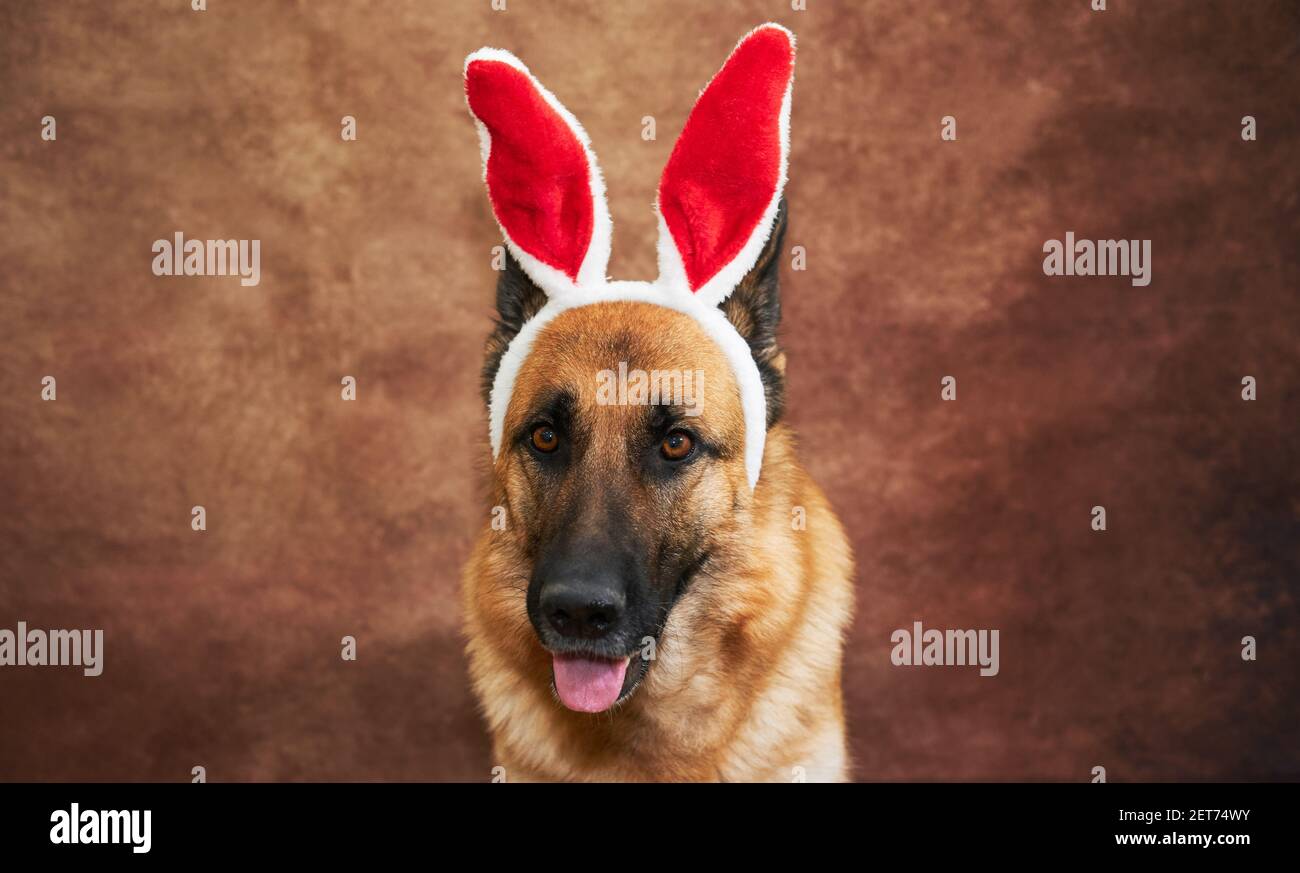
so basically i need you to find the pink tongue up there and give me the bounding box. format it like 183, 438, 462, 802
552, 654, 630, 713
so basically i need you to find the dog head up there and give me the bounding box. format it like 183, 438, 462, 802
465, 25, 795, 712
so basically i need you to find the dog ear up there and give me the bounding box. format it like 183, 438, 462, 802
720, 198, 787, 427
481, 250, 548, 406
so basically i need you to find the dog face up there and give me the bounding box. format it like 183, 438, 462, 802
478, 210, 787, 713
506, 301, 745, 710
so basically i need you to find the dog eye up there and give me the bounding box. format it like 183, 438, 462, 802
531, 425, 559, 453
660, 430, 694, 461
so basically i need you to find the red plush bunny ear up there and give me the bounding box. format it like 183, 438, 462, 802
465, 49, 611, 298
656, 24, 795, 306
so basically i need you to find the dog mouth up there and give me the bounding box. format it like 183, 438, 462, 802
540, 550, 709, 714
552, 653, 629, 712
550, 649, 650, 713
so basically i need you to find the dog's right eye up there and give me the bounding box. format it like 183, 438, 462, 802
531, 425, 559, 453
660, 429, 695, 461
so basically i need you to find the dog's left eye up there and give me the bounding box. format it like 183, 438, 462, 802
531, 425, 559, 453
660, 430, 694, 461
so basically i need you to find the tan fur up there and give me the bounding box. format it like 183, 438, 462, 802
462, 301, 854, 782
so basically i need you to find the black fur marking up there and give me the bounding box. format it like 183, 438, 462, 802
718, 197, 788, 428
481, 250, 548, 406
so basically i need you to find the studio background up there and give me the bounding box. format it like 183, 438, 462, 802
1, 0, 1297, 781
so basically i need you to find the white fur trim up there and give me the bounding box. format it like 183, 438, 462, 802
470, 28, 797, 492
654, 22, 794, 306
488, 281, 768, 491
464, 48, 612, 299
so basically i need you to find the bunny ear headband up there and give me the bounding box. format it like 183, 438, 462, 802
464, 23, 795, 490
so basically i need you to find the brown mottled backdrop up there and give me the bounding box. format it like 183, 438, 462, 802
1, 0, 1297, 782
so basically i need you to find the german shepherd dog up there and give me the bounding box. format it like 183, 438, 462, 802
460, 25, 854, 782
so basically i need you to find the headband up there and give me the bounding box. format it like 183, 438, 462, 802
464, 23, 795, 490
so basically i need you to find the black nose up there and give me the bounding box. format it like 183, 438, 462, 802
541, 582, 626, 640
